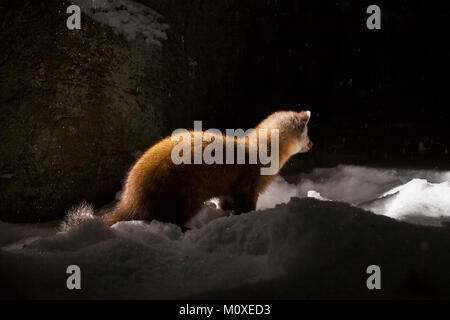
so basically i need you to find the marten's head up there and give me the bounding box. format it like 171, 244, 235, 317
256, 110, 313, 157
291, 110, 313, 154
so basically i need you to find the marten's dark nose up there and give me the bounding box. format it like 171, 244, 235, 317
308, 141, 313, 149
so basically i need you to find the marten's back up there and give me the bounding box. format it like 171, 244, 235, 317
127, 132, 245, 196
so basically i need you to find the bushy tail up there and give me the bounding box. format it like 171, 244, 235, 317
60, 201, 133, 231
59, 201, 95, 232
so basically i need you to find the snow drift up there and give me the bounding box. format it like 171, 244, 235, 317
188, 165, 450, 228
262, 165, 450, 227
1, 165, 450, 299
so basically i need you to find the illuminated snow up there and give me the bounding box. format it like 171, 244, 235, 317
258, 165, 450, 226
1, 165, 450, 298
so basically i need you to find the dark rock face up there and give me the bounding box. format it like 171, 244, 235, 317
0, 1, 168, 221
1, 0, 261, 222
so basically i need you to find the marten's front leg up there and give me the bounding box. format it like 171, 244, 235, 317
219, 190, 257, 214
218, 196, 234, 211
229, 192, 257, 214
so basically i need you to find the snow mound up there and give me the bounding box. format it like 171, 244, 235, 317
72, 0, 170, 45
257, 165, 450, 227
361, 179, 450, 226
2, 197, 450, 299
1, 165, 450, 299
296, 165, 450, 204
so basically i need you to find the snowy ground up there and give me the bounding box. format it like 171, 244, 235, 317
1, 165, 450, 299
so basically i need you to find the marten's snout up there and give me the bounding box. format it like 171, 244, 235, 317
298, 136, 313, 153
302, 139, 312, 152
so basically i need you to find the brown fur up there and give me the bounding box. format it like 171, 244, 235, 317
102, 110, 312, 227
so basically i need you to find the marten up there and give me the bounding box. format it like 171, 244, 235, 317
99, 110, 313, 228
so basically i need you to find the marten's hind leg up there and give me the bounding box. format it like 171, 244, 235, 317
102, 203, 134, 226
151, 195, 204, 227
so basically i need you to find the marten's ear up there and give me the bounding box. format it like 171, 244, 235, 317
300, 110, 311, 123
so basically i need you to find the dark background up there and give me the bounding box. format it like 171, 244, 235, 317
0, 0, 449, 222
157, 0, 449, 169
